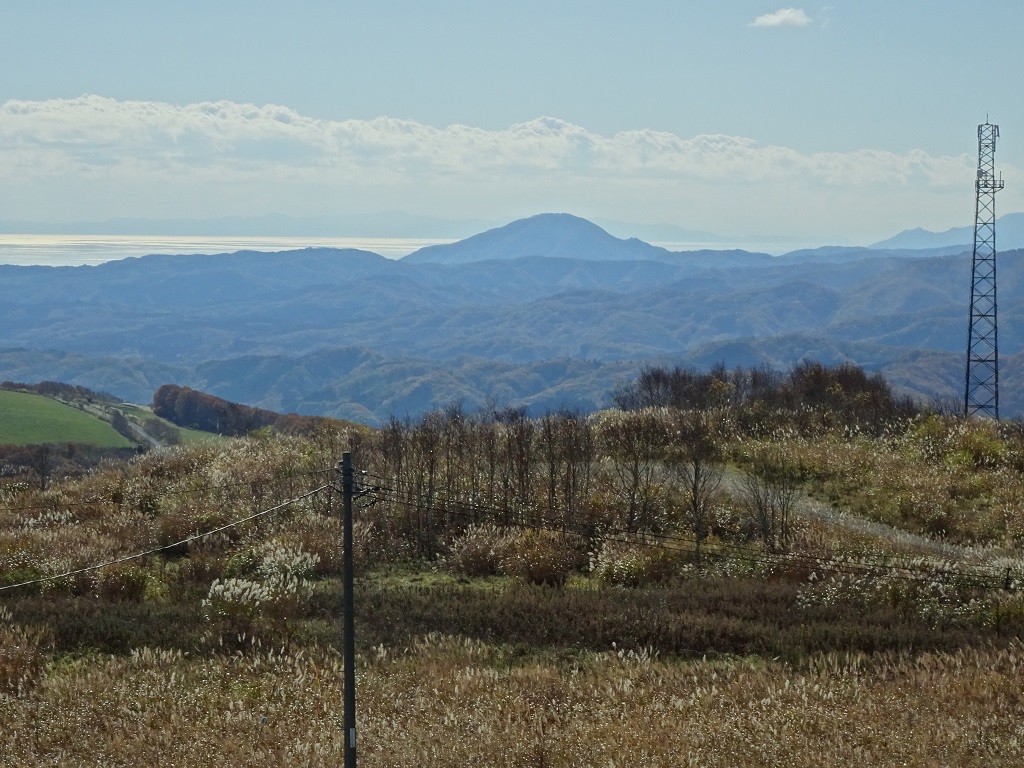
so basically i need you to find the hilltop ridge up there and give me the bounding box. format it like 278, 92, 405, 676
403, 212, 732, 264
871, 212, 1024, 250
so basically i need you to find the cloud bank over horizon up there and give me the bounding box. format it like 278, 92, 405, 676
0, 95, 995, 241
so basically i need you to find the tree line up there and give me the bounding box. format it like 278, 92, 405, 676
345, 403, 798, 561
153, 384, 363, 439
333, 361, 924, 559
153, 385, 280, 436
612, 361, 919, 433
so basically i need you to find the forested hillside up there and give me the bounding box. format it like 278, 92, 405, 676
0, 214, 1007, 422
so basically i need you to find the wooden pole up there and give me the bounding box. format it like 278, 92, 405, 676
341, 453, 357, 768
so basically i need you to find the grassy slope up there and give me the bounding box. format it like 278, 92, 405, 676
0, 390, 133, 447
112, 402, 223, 445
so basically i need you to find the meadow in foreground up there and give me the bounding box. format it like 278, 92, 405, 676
3, 366, 1024, 765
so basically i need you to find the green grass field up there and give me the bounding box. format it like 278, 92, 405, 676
0, 390, 134, 448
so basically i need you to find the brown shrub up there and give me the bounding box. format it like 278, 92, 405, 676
96, 562, 150, 602
172, 552, 227, 592
448, 525, 513, 578
590, 538, 689, 587
498, 529, 582, 587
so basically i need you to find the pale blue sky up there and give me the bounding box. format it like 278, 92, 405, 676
1, 1, 1021, 242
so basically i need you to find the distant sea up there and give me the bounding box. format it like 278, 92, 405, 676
0, 234, 817, 267
0, 235, 454, 266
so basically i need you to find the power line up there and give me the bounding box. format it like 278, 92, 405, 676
365, 476, 983, 577
0, 483, 331, 593
0, 466, 334, 514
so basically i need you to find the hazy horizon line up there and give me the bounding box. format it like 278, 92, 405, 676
0, 208, 994, 248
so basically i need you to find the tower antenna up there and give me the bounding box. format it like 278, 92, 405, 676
965, 120, 1004, 418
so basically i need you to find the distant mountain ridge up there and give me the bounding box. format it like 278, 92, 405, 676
0, 211, 1016, 422
0, 211, 732, 246
404, 213, 965, 266
401, 212, 781, 265
402, 213, 680, 264
871, 212, 1024, 250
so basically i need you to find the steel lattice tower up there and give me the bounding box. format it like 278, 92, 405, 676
965, 121, 1004, 419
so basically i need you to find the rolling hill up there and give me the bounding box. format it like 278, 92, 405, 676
0, 390, 133, 447
0, 384, 220, 448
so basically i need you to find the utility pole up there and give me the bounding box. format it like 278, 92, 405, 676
965, 120, 1004, 419
340, 452, 357, 768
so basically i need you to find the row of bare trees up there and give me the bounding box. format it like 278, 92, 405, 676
342, 403, 797, 560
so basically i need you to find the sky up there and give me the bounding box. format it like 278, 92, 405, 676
1, 1, 1022, 244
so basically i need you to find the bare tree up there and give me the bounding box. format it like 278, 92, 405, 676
29, 444, 54, 491
667, 411, 724, 562
559, 410, 595, 532
540, 412, 563, 523
441, 400, 467, 508
413, 412, 442, 557
740, 448, 803, 552
537, 410, 596, 532
497, 407, 535, 527
600, 410, 670, 533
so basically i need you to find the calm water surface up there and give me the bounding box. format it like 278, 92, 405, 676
0, 235, 453, 266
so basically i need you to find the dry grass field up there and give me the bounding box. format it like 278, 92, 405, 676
3, 395, 1024, 765
2, 634, 1022, 767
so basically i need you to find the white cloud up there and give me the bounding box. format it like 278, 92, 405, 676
750, 8, 813, 28
0, 96, 967, 184
0, 96, 979, 239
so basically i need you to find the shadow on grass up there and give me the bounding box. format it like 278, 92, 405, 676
5, 573, 1019, 662
4, 597, 206, 655
317, 576, 1020, 662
